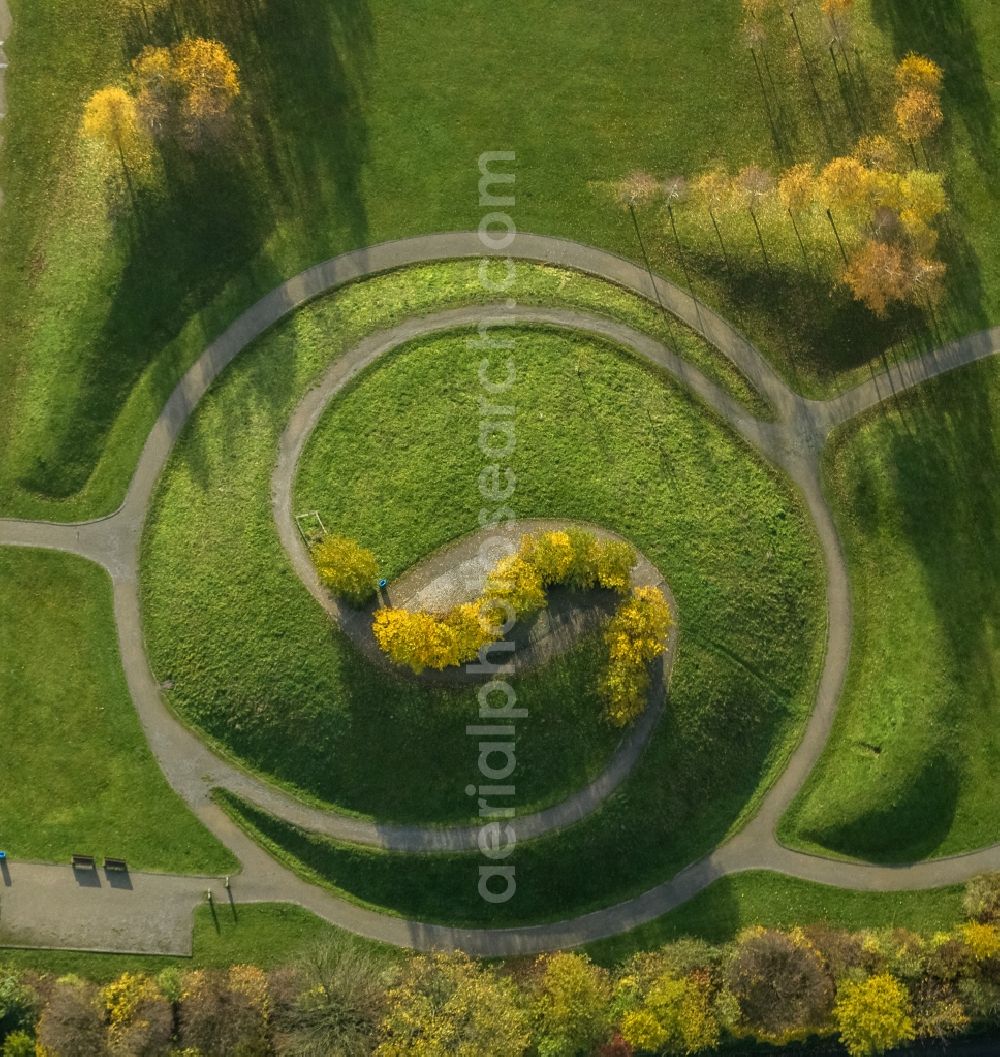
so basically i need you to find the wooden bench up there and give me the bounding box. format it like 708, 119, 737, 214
104, 857, 128, 872
71, 853, 96, 870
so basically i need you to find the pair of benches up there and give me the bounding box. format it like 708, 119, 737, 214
71, 853, 127, 872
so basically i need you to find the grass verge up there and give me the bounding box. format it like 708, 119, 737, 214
780, 357, 1000, 861
0, 548, 234, 873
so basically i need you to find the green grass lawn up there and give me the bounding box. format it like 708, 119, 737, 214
2, 0, 998, 520
0, 548, 234, 873
584, 872, 966, 965
0, 904, 401, 981
780, 357, 1000, 862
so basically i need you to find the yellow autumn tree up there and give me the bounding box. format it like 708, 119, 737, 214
132, 44, 176, 138
133, 37, 240, 148
532, 952, 612, 1057
895, 89, 943, 146
895, 53, 944, 95
898, 169, 947, 248
778, 163, 816, 215
311, 535, 379, 606
82, 87, 147, 167
376, 952, 529, 1057
173, 37, 241, 147
483, 553, 547, 618
818, 156, 872, 214
853, 134, 899, 173
834, 975, 915, 1057
619, 972, 720, 1055
601, 586, 672, 726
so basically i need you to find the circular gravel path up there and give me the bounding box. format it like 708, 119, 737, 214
1, 232, 999, 956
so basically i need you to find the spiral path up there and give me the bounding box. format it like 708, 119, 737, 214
1, 232, 999, 957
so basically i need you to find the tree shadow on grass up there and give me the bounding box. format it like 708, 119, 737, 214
871, 0, 998, 180
803, 753, 961, 864
19, 0, 373, 502
817, 362, 999, 862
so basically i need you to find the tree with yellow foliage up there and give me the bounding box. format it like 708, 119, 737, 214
133, 37, 240, 149
619, 971, 719, 1055
376, 951, 530, 1057
531, 952, 612, 1057
895, 53, 944, 95
778, 163, 816, 216
895, 89, 944, 150
311, 535, 379, 606
834, 974, 915, 1057
601, 586, 672, 726
82, 87, 149, 201
173, 37, 241, 147
82, 87, 144, 162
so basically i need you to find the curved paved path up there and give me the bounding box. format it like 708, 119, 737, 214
1, 232, 998, 956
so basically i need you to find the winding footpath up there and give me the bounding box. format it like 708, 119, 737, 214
2, 232, 999, 957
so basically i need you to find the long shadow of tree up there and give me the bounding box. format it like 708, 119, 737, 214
20, 0, 372, 499
871, 0, 998, 180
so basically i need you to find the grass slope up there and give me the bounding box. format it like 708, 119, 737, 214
0, 548, 234, 873
3, 0, 998, 518
143, 265, 822, 832
141, 275, 823, 922
781, 358, 1000, 861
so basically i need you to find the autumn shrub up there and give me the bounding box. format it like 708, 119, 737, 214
595, 540, 637, 594
178, 968, 270, 1057
531, 952, 612, 1057
376, 952, 529, 1057
617, 970, 719, 1055
483, 553, 547, 618
311, 535, 379, 606
601, 587, 672, 726
963, 873, 1000, 924
372, 602, 493, 674
0, 968, 37, 1040
102, 972, 172, 1056
521, 531, 574, 586
834, 974, 915, 1057
0, 1034, 34, 1057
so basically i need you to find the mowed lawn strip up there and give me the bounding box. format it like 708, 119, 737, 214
781, 357, 1000, 862
0, 548, 234, 873
584, 872, 966, 965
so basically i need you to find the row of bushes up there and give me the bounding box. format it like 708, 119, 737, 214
370, 530, 640, 672
314, 529, 671, 724
6, 874, 1000, 1056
